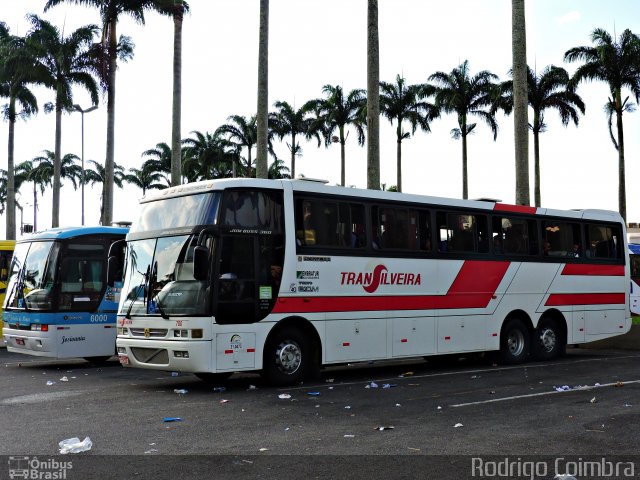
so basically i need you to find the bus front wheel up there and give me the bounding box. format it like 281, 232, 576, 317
263, 327, 310, 386
499, 318, 530, 364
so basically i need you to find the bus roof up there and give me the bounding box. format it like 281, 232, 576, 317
20, 226, 129, 242
140, 178, 623, 224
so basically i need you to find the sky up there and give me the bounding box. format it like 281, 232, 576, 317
1, 0, 640, 238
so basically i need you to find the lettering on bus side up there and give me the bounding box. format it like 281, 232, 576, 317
61, 336, 86, 344
340, 264, 421, 294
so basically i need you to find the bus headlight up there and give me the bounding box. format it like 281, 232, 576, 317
30, 324, 49, 332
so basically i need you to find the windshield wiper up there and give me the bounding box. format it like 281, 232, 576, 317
125, 266, 149, 320
7, 264, 27, 311
149, 262, 169, 320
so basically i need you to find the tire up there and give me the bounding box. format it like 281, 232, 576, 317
531, 317, 566, 361
194, 372, 233, 384
263, 327, 312, 386
499, 318, 530, 364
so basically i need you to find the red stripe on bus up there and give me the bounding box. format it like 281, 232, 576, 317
561, 264, 624, 276
273, 261, 509, 314
545, 293, 625, 306
493, 203, 537, 214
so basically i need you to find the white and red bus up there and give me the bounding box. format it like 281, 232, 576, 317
114, 178, 630, 385
629, 243, 640, 315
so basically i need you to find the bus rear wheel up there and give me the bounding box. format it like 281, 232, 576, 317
499, 318, 530, 364
532, 317, 565, 361
263, 327, 310, 386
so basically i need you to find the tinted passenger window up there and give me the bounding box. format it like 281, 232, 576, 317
222, 190, 284, 233
492, 217, 538, 255
584, 224, 622, 260
372, 207, 428, 250
437, 212, 488, 253
542, 221, 581, 258
295, 199, 365, 248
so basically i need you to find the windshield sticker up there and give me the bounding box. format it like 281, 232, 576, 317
259, 286, 272, 300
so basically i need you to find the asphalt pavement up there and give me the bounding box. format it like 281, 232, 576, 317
1, 347, 639, 479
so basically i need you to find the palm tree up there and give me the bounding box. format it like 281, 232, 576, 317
182, 130, 236, 181
512, 0, 529, 205
31, 150, 83, 190
366, 0, 380, 190
565, 28, 640, 221
0, 25, 42, 239
15, 157, 52, 232
141, 142, 172, 186
307, 85, 366, 186
380, 74, 437, 192
429, 61, 499, 199
269, 101, 322, 179
268, 158, 291, 179
123, 166, 166, 196
498, 66, 585, 207
152, 0, 190, 186
26, 15, 99, 228
83, 159, 125, 223
255, 0, 269, 179
217, 115, 258, 177
44, 0, 161, 226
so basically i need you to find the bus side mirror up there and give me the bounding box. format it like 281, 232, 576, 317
193, 246, 210, 281
107, 256, 119, 287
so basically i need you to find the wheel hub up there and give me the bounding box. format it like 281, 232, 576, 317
275, 341, 302, 374
539, 328, 557, 352
507, 330, 525, 357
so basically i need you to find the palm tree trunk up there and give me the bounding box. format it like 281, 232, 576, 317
33, 181, 37, 232
290, 133, 296, 179
396, 129, 402, 192
255, 0, 269, 179
171, 1, 183, 187
52, 104, 62, 228
462, 133, 468, 200
615, 92, 626, 221
340, 126, 346, 187
103, 19, 118, 226
6, 98, 16, 240
512, 0, 530, 205
247, 146, 253, 177
366, 0, 380, 190
533, 129, 541, 208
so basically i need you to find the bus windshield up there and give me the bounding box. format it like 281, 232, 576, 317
5, 241, 57, 311
130, 192, 220, 234
119, 234, 210, 317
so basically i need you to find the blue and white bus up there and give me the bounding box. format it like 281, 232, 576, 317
629, 243, 640, 315
2, 226, 128, 361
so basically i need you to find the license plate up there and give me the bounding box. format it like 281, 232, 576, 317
16, 338, 25, 346
118, 355, 129, 366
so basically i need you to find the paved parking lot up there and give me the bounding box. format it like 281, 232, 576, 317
1, 347, 639, 478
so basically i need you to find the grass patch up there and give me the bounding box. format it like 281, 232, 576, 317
633, 316, 640, 325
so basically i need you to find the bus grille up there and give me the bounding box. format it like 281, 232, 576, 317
129, 328, 168, 338
130, 347, 169, 365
